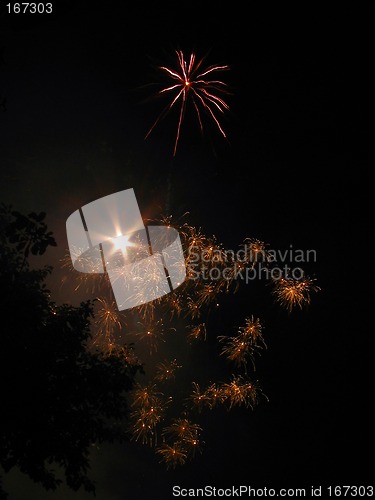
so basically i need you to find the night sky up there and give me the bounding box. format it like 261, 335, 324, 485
0, 3, 373, 499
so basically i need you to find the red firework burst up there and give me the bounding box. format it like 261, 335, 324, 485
145, 50, 230, 155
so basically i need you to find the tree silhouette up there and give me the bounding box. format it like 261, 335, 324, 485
0, 204, 143, 498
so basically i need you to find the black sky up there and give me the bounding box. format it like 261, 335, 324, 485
0, 3, 373, 499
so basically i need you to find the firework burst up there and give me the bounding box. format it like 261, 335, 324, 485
145, 50, 230, 155
218, 316, 265, 370
118, 343, 141, 367
61, 211, 320, 468
162, 417, 202, 441
187, 323, 207, 342
130, 383, 172, 446
204, 382, 226, 409
184, 295, 202, 320
187, 382, 211, 412
221, 375, 262, 410
154, 359, 182, 382
91, 296, 126, 352
131, 383, 163, 409
272, 275, 320, 312
94, 296, 125, 334
238, 316, 266, 347
132, 319, 175, 355
240, 238, 272, 268
162, 417, 203, 459
130, 406, 164, 446
60, 247, 108, 295
156, 443, 187, 469
163, 291, 184, 319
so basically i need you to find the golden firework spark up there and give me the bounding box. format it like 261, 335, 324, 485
156, 443, 187, 469
118, 344, 141, 367
186, 226, 208, 252
241, 238, 272, 267
164, 291, 184, 319
133, 319, 174, 355
195, 282, 223, 308
94, 296, 125, 334
60, 213, 320, 468
187, 382, 211, 412
218, 334, 254, 368
187, 323, 207, 342
185, 296, 202, 320
60, 247, 108, 295
131, 383, 163, 409
134, 297, 161, 324
162, 417, 202, 441
218, 316, 265, 370
238, 316, 266, 347
162, 417, 203, 459
149, 214, 195, 244
203, 382, 226, 409
154, 359, 182, 382
130, 405, 167, 446
221, 375, 261, 410
130, 383, 172, 446
91, 296, 126, 352
180, 434, 203, 458
272, 275, 320, 312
